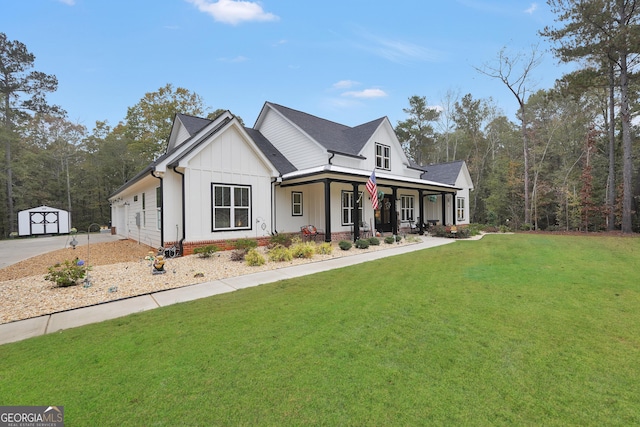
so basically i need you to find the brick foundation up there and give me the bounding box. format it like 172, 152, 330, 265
164, 231, 375, 256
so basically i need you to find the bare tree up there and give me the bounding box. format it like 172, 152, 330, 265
475, 45, 543, 227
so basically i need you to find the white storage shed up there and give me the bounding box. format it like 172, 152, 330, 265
18, 205, 71, 236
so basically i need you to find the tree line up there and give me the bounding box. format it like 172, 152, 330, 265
1, 0, 639, 237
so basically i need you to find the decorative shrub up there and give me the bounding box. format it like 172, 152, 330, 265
431, 224, 447, 237
45, 259, 87, 287
269, 233, 292, 248
456, 227, 471, 238
268, 245, 293, 262
316, 242, 333, 255
396, 234, 403, 242
193, 245, 219, 258
235, 238, 258, 252
230, 249, 247, 262
355, 239, 370, 249
338, 240, 352, 251
430, 225, 470, 238
499, 225, 511, 233
384, 236, 395, 244
368, 237, 380, 246
245, 248, 265, 266
291, 242, 315, 259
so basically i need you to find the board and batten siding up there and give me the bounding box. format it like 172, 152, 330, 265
364, 123, 422, 179
181, 126, 275, 242
257, 108, 326, 170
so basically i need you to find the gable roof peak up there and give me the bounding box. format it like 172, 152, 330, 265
260, 102, 387, 157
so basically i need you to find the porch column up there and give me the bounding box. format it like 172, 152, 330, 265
441, 192, 447, 225
418, 189, 424, 234
324, 179, 332, 242
452, 193, 457, 225
352, 182, 360, 242
391, 187, 398, 235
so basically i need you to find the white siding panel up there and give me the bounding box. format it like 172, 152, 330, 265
162, 170, 184, 244
362, 123, 422, 179
183, 127, 274, 242
258, 109, 326, 170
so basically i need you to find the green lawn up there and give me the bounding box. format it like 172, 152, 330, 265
1, 234, 639, 426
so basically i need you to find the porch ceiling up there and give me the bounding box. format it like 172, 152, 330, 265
279, 165, 460, 193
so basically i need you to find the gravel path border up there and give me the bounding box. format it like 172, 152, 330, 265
0, 239, 422, 325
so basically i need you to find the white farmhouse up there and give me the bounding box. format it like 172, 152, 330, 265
109, 102, 474, 254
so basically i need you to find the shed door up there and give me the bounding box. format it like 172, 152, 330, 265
30, 211, 59, 235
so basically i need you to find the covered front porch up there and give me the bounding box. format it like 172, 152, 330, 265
276, 166, 460, 242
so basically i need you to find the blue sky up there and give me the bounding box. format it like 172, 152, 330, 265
2, 0, 575, 130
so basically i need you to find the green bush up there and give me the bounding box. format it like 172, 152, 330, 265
45, 259, 87, 287
368, 237, 380, 246
245, 248, 266, 266
235, 238, 258, 252
384, 236, 395, 244
355, 239, 370, 249
269, 233, 292, 248
338, 240, 352, 251
467, 223, 484, 236
395, 234, 403, 242
267, 245, 293, 262
193, 245, 220, 258
291, 242, 315, 259
316, 242, 333, 255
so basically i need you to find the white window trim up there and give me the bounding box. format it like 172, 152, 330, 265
292, 192, 303, 216
457, 197, 465, 221
211, 183, 252, 231
341, 191, 364, 225
375, 143, 391, 170
400, 195, 415, 221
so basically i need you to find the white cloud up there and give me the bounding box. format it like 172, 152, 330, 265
58, 0, 75, 5
185, 0, 279, 25
341, 88, 388, 99
353, 28, 442, 64
333, 80, 359, 89
524, 3, 538, 14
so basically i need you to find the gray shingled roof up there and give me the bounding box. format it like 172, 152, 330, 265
244, 128, 297, 175
268, 102, 385, 157
420, 160, 464, 186
176, 113, 213, 136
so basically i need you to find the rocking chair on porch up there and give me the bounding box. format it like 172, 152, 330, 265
301, 225, 324, 241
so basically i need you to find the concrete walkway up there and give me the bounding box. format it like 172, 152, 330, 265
0, 236, 457, 346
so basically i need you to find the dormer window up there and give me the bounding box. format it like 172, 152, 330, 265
375, 143, 390, 170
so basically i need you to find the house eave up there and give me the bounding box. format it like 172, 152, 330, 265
280, 165, 461, 192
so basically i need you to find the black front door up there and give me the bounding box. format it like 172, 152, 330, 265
375, 194, 394, 233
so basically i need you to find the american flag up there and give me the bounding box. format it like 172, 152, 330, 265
366, 170, 379, 210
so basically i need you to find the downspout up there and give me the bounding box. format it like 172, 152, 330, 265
328, 152, 335, 165
150, 170, 163, 246
271, 176, 281, 234
172, 165, 186, 255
